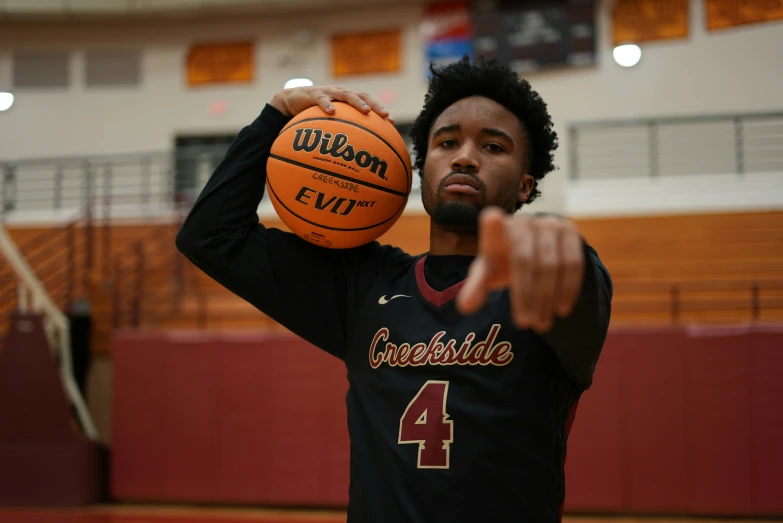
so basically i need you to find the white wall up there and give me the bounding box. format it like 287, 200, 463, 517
0, 5, 429, 159
1, 0, 782, 218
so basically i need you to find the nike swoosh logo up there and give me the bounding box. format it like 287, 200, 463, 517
378, 294, 411, 305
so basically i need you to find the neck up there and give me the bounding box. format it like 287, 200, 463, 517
428, 221, 479, 256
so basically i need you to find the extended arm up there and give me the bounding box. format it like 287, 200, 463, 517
456, 209, 613, 388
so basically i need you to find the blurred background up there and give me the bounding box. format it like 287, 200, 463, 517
0, 0, 782, 522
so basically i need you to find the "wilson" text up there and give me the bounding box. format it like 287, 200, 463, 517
292, 128, 388, 180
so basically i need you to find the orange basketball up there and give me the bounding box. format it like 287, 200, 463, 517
267, 102, 412, 249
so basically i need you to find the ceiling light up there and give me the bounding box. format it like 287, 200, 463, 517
284, 78, 314, 89
0, 92, 14, 112
613, 44, 642, 68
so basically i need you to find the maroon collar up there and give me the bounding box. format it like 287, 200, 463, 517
415, 256, 466, 307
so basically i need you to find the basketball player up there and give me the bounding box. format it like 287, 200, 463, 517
176, 56, 612, 522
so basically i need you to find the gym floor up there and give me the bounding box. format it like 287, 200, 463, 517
0, 505, 779, 523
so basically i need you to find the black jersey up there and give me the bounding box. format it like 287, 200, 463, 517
176, 104, 613, 523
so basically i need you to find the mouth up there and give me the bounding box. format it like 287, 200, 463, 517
443, 173, 481, 195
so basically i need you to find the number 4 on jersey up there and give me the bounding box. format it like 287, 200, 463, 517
398, 380, 453, 469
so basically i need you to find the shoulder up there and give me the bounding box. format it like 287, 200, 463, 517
353, 241, 417, 271
339, 242, 419, 321
337, 240, 418, 282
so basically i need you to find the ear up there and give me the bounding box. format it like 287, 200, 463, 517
517, 174, 535, 204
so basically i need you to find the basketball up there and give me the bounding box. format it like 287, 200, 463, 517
267, 102, 412, 249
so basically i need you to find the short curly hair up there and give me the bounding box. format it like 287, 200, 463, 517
410, 55, 558, 207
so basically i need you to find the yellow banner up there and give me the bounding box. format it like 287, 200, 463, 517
187, 42, 254, 86
707, 0, 783, 31
613, 0, 689, 45
332, 29, 401, 77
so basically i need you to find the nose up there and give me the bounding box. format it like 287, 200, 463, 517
450, 141, 480, 173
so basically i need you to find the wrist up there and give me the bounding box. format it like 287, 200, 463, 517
250, 103, 294, 135
269, 94, 291, 117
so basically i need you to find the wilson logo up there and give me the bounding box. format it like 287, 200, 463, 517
295, 187, 375, 216
292, 128, 388, 180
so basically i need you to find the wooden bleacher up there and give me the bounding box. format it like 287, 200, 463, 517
135, 209, 783, 331
577, 211, 783, 324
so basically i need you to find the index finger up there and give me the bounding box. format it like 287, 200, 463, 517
478, 207, 510, 268
456, 257, 489, 315
455, 208, 508, 314
315, 87, 370, 115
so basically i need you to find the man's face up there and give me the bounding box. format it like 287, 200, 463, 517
421, 96, 534, 230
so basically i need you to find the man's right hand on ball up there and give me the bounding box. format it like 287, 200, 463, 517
270, 86, 394, 123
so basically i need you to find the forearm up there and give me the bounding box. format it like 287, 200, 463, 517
542, 244, 613, 389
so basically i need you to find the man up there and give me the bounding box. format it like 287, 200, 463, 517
176, 56, 612, 522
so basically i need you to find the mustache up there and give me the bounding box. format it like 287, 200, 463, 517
440, 170, 485, 189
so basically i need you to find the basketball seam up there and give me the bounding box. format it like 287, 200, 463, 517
278, 116, 411, 189
268, 154, 408, 198
266, 178, 407, 233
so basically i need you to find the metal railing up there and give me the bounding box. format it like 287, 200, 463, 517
0, 223, 97, 440
1, 146, 233, 222
4, 111, 782, 215
0, 219, 89, 317
569, 111, 783, 180
613, 278, 783, 324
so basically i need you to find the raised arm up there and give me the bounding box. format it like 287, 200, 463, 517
175, 87, 398, 359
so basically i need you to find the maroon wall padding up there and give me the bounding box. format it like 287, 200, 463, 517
684, 327, 755, 515
563, 333, 624, 512
111, 331, 348, 506
617, 329, 690, 513
751, 327, 783, 515
0, 313, 107, 507
0, 314, 75, 442
111, 326, 783, 516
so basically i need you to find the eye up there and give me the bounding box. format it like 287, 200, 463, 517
485, 143, 505, 153
439, 139, 458, 148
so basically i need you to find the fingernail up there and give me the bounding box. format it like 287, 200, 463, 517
327, 104, 335, 111
362, 103, 369, 109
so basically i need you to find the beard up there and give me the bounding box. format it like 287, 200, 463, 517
429, 200, 482, 230
422, 172, 521, 231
